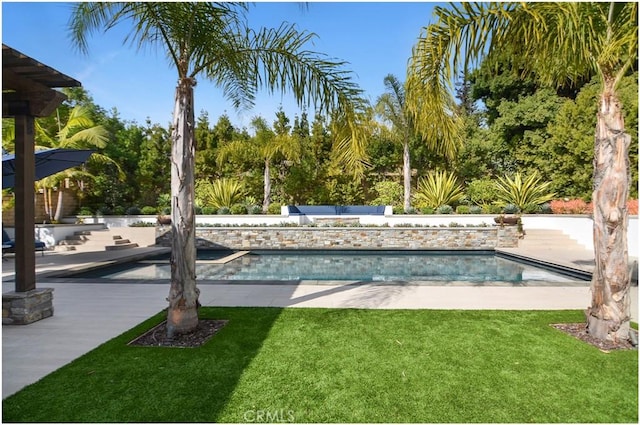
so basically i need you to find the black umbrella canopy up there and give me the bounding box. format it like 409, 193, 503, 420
2, 148, 93, 189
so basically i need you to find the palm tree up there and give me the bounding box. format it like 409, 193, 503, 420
407, 2, 637, 342
217, 116, 300, 213
34, 105, 114, 221
69, 2, 368, 337
375, 74, 417, 212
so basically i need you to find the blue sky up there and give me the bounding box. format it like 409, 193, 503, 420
2, 2, 441, 129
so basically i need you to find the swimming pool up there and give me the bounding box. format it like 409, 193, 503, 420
62, 250, 589, 285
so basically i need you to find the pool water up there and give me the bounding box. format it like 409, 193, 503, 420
73, 250, 584, 283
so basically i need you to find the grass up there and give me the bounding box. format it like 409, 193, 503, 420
3, 308, 637, 423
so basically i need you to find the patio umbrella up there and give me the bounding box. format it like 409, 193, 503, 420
2, 148, 94, 189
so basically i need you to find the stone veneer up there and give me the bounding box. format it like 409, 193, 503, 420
157, 226, 520, 250
3, 288, 54, 325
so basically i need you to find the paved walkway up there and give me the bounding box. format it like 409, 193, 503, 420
2, 244, 638, 398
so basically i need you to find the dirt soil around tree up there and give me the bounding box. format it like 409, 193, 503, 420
552, 323, 638, 352
128, 320, 228, 348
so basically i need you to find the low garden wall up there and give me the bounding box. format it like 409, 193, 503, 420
156, 226, 520, 250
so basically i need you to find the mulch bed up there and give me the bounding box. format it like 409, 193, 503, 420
128, 319, 228, 348
552, 323, 638, 352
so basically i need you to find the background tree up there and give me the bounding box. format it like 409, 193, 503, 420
407, 2, 638, 342
375, 74, 417, 212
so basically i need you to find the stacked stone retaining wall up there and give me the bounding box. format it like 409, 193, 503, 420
156, 226, 519, 250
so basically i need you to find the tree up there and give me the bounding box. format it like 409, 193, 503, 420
216, 115, 300, 213
407, 2, 638, 342
34, 105, 113, 221
70, 2, 368, 337
375, 74, 417, 212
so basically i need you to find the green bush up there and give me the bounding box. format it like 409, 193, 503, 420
125, 206, 141, 215
502, 204, 521, 214
96, 206, 112, 216
230, 204, 246, 215
371, 181, 403, 206
141, 206, 157, 215
522, 203, 541, 214
77, 207, 93, 215
247, 205, 262, 215
469, 205, 482, 214
161, 207, 171, 215
413, 171, 464, 209
393, 206, 404, 215
112, 206, 125, 215
157, 193, 171, 208
540, 203, 553, 214
436, 205, 454, 214
420, 207, 435, 214
482, 204, 503, 214
466, 179, 498, 206
267, 203, 282, 215
217, 206, 231, 215
456, 205, 471, 214
494, 171, 556, 210
195, 178, 245, 210
202, 206, 216, 215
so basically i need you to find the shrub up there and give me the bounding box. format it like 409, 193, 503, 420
466, 179, 498, 206
371, 181, 403, 206
540, 203, 553, 214
96, 206, 112, 216
217, 206, 231, 215
628, 199, 638, 215
230, 204, 246, 215
494, 171, 556, 211
420, 207, 435, 214
129, 221, 155, 227
502, 204, 520, 214
456, 205, 471, 214
161, 207, 171, 215
125, 206, 141, 215
77, 207, 93, 215
405, 207, 418, 215
202, 206, 216, 215
247, 205, 262, 215
482, 204, 503, 214
522, 203, 541, 214
194, 205, 203, 215
436, 205, 454, 214
413, 171, 464, 209
393, 206, 404, 215
550, 199, 590, 214
141, 206, 157, 215
267, 203, 282, 215
157, 193, 171, 208
195, 178, 245, 210
112, 206, 125, 215
469, 205, 482, 214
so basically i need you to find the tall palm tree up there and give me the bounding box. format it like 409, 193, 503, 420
34, 105, 114, 221
375, 74, 417, 212
217, 116, 300, 213
69, 2, 368, 337
407, 2, 638, 342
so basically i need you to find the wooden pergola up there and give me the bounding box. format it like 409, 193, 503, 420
2, 44, 80, 323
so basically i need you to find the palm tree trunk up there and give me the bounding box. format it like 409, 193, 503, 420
166, 77, 199, 338
403, 138, 411, 212
54, 188, 64, 222
586, 82, 631, 342
263, 159, 271, 214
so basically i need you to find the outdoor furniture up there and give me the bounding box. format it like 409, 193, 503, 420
2, 228, 46, 258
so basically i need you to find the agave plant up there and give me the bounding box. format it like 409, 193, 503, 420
494, 171, 556, 211
195, 178, 245, 210
412, 170, 464, 209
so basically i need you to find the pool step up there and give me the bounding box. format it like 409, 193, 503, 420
56, 229, 139, 252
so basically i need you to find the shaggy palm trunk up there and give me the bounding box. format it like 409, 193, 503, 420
166, 77, 199, 338
263, 159, 271, 214
585, 82, 631, 342
403, 138, 411, 212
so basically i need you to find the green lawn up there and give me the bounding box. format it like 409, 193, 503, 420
3, 308, 637, 423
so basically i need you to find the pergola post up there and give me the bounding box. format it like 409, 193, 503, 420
2, 44, 80, 325
14, 113, 36, 293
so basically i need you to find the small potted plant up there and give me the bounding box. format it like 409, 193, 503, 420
494, 204, 520, 225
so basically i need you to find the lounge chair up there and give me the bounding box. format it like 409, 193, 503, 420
2, 228, 46, 258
